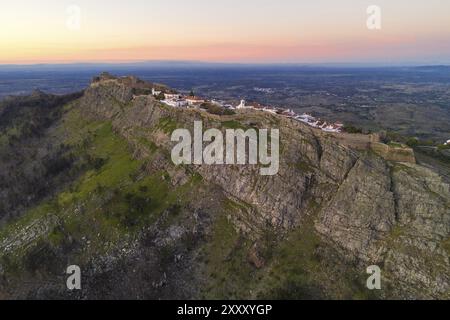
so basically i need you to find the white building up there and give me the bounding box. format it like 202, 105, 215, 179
164, 93, 180, 100
163, 99, 187, 108
186, 96, 205, 106
281, 109, 296, 117
236, 100, 246, 109
236, 100, 255, 109
152, 88, 162, 96
211, 99, 225, 107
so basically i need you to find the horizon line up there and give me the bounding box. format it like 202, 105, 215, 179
0, 60, 449, 68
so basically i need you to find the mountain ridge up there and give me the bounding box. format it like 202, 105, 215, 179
0, 74, 448, 299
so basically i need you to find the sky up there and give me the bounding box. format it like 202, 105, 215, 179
1, 0, 450, 64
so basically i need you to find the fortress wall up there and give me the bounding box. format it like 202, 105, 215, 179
371, 142, 416, 164
327, 132, 373, 150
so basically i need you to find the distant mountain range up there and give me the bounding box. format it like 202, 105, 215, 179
1, 61, 449, 71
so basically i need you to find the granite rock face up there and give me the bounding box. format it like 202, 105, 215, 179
316, 154, 397, 263
80, 76, 450, 298
0, 75, 448, 299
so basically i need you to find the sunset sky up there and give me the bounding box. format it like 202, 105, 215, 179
1, 0, 450, 64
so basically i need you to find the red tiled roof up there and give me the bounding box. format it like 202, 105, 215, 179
186, 96, 204, 101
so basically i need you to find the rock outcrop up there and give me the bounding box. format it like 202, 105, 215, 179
79, 75, 449, 298
0, 74, 448, 299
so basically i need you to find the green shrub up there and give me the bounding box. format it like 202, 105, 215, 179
343, 125, 363, 134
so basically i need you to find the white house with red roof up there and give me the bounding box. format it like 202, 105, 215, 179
185, 96, 205, 106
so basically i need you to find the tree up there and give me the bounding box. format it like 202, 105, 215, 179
343, 125, 363, 134
156, 92, 165, 100
201, 102, 224, 115
406, 137, 419, 148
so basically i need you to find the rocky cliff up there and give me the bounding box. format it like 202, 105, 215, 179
0, 75, 448, 300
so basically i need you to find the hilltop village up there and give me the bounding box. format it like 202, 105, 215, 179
91, 73, 342, 133
152, 88, 344, 133
146, 85, 416, 164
